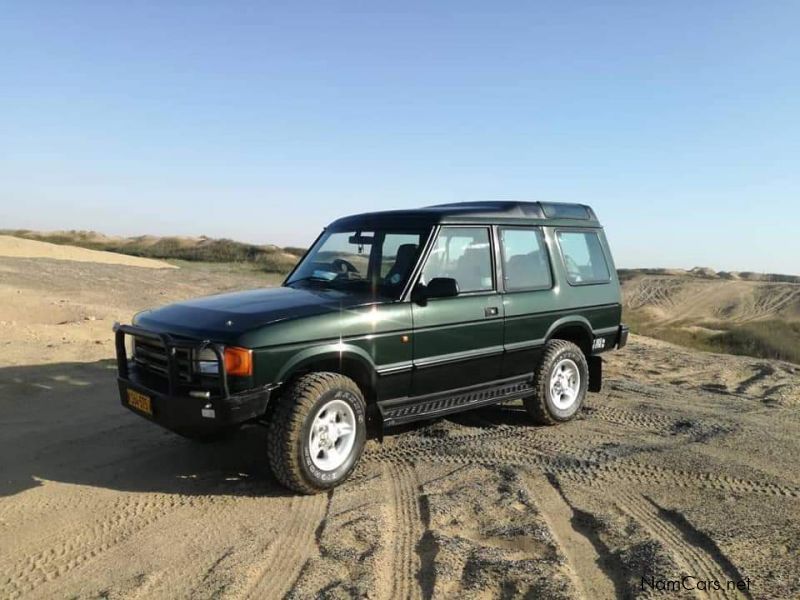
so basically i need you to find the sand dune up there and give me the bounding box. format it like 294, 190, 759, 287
620, 269, 800, 364
0, 229, 302, 273
622, 274, 800, 324
0, 235, 175, 269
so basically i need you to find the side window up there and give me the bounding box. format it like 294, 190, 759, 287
380, 233, 423, 284
499, 228, 552, 290
421, 227, 493, 293
556, 231, 610, 285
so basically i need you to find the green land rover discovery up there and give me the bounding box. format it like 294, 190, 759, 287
114, 202, 628, 493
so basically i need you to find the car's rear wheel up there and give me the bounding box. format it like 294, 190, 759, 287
267, 372, 366, 494
524, 340, 588, 425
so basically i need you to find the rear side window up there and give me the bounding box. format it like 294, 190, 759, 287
556, 231, 610, 285
421, 227, 493, 293
499, 228, 552, 291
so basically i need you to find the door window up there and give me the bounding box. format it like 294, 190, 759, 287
421, 227, 493, 292
499, 228, 552, 290
380, 233, 423, 284
556, 230, 610, 284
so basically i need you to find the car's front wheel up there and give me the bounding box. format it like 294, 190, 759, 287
267, 372, 366, 494
524, 340, 588, 425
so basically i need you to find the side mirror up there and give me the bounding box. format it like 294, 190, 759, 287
425, 277, 459, 299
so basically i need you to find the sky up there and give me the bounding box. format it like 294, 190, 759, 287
1, 1, 798, 274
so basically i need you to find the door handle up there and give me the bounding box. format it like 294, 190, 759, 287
484, 306, 499, 317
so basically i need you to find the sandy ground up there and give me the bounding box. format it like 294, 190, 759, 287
1, 256, 799, 599
0, 236, 176, 270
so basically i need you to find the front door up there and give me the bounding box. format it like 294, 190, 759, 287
411, 226, 504, 396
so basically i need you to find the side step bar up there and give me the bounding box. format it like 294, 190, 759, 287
377, 375, 534, 429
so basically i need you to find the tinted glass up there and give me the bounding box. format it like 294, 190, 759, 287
500, 228, 551, 290
421, 227, 493, 293
541, 202, 590, 220
556, 231, 610, 284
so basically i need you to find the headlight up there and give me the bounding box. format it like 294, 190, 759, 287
194, 346, 253, 377
195, 348, 222, 375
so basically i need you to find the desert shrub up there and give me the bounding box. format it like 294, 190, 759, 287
626, 308, 800, 365
709, 321, 800, 364
620, 308, 652, 335
257, 253, 299, 273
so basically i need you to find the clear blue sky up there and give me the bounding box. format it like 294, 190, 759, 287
1, 1, 798, 274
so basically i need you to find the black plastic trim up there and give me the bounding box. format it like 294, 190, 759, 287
118, 375, 273, 436
378, 374, 533, 427
113, 322, 274, 435
114, 322, 230, 397
617, 324, 629, 349
588, 356, 603, 393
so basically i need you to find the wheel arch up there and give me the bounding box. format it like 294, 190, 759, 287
274, 344, 378, 403
544, 317, 593, 357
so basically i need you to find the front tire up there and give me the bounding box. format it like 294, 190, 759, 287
267, 372, 366, 494
524, 340, 588, 425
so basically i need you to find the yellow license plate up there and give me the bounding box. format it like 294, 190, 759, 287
127, 389, 152, 415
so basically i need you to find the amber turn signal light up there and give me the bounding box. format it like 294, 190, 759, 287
224, 346, 253, 377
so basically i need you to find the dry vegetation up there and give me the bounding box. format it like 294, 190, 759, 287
620, 268, 800, 365
0, 229, 304, 273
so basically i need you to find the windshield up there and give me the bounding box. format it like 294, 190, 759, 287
286, 227, 431, 299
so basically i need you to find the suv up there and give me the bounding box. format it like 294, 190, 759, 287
114, 202, 627, 493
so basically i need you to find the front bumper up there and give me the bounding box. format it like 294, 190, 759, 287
118, 375, 272, 436
114, 323, 273, 436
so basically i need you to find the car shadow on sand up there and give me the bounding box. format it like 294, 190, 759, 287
0, 360, 296, 498
0, 360, 543, 500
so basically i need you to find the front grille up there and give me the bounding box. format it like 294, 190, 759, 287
133, 337, 193, 382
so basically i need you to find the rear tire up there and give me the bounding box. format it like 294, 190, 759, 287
267, 372, 366, 494
524, 340, 588, 425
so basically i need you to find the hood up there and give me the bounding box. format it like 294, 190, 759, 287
133, 286, 370, 342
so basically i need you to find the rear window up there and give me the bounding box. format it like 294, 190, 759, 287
541, 202, 591, 220
499, 227, 552, 291
556, 231, 610, 285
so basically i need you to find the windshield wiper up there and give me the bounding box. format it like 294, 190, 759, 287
287, 276, 334, 287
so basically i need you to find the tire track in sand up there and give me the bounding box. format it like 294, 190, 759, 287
383, 462, 423, 600
367, 433, 800, 499
613, 490, 752, 600
0, 492, 196, 599
522, 472, 619, 599
242, 492, 328, 600
586, 404, 734, 440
